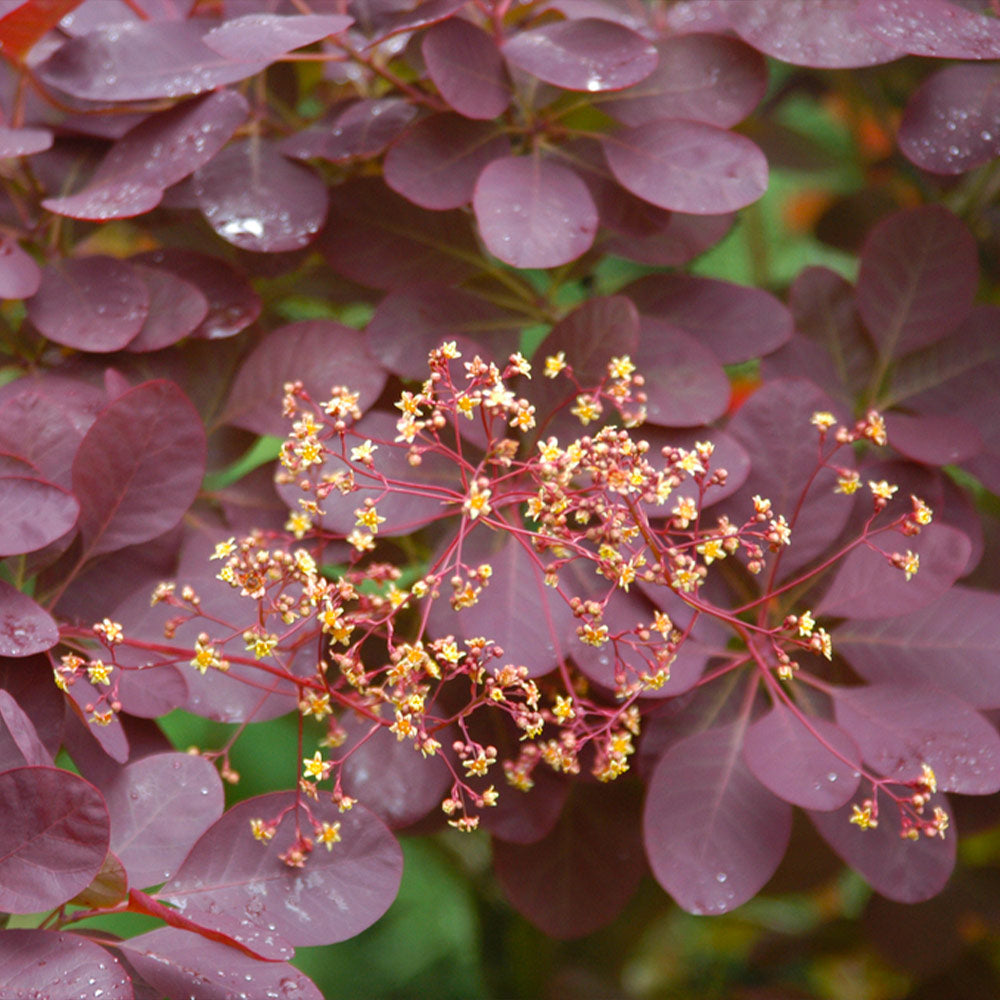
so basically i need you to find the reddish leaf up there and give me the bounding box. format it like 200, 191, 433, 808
72, 380, 206, 559
125, 264, 210, 353
626, 274, 793, 364
28, 256, 150, 352
809, 795, 955, 902
884, 411, 982, 466
743, 704, 861, 810
105, 752, 224, 888
356, 0, 465, 41
0, 689, 53, 768
817, 523, 971, 620
0, 765, 110, 912
473, 155, 597, 268
502, 17, 657, 92
644, 723, 793, 914
857, 205, 979, 356
384, 113, 510, 210
0, 125, 52, 158
0, 579, 59, 657
202, 12, 352, 61
898, 64, 1000, 175
43, 89, 248, 221
0, 236, 41, 299
602, 120, 768, 214
0, 929, 131, 1000
838, 586, 1000, 710
160, 791, 403, 947
193, 139, 328, 253
38, 20, 266, 102
0, 0, 85, 59
422, 17, 511, 119
64, 680, 131, 763
493, 782, 645, 938
540, 294, 640, 385
282, 98, 417, 163
222, 319, 386, 437
858, 0, 1000, 58
123, 927, 322, 1000
0, 475, 78, 556
605, 34, 767, 127
604, 210, 734, 267
727, 0, 904, 67
60, 0, 195, 33
0, 656, 65, 757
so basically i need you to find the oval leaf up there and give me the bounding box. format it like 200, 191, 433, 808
126, 264, 210, 352
0, 236, 41, 299
858, 0, 1000, 59
0, 475, 78, 556
422, 17, 511, 119
0, 689, 53, 769
202, 12, 352, 61
0, 579, 59, 657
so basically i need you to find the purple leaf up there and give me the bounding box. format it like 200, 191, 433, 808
161, 791, 403, 947
602, 120, 768, 214
319, 178, 480, 289
0, 656, 65, 758
123, 927, 322, 1000
502, 17, 657, 92
473, 155, 597, 268
193, 138, 328, 252
810, 795, 955, 902
0, 689, 53, 769
837, 586, 1000, 710
356, 0, 466, 42
727, 0, 904, 67
834, 683, 1000, 794
125, 264, 210, 353
64, 682, 131, 764
603, 210, 734, 267
0, 125, 52, 157
626, 274, 793, 364
384, 113, 510, 210
816, 523, 971, 620
60, 0, 195, 33
38, 21, 266, 102
0, 765, 110, 912
27, 256, 150, 352
885, 411, 982, 466
604, 34, 767, 127
0, 580, 59, 657
72, 380, 206, 560
0, 476, 78, 556
0, 929, 131, 1000
133, 248, 261, 340
221, 319, 386, 437
644, 723, 793, 914
0, 236, 41, 299
640, 426, 752, 508
898, 63, 1000, 175
857, 205, 979, 356
105, 752, 225, 888
743, 704, 861, 810
858, 0, 1000, 58
202, 12, 352, 61
422, 17, 511, 119
493, 782, 645, 938
539, 294, 640, 385
282, 98, 417, 162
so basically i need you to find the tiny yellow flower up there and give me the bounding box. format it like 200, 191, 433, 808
544, 352, 566, 378
354, 506, 386, 533
463, 482, 492, 520
850, 803, 877, 830
835, 471, 861, 494
316, 821, 341, 849
797, 610, 815, 637
87, 660, 113, 686
552, 695, 576, 721
868, 479, 898, 501
250, 818, 275, 842
211, 537, 237, 560
350, 439, 377, 464
811, 411, 837, 431
302, 751, 330, 781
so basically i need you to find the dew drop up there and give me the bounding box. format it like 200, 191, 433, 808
827, 772, 838, 782
715, 871, 727, 883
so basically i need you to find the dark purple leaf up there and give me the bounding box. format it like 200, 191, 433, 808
644, 723, 793, 914
202, 13, 352, 61
282, 98, 417, 162
898, 63, 1000, 174
43, 89, 248, 221
604, 34, 767, 127
626, 274, 793, 364
834, 683, 1000, 794
473, 155, 597, 268
816, 523, 971, 620
539, 295, 640, 385
837, 586, 1000, 710
193, 138, 328, 252
0, 656, 65, 757
810, 795, 955, 901
104, 752, 224, 888
858, 0, 1000, 58
493, 782, 645, 938
38, 21, 266, 102
0, 580, 59, 657
319, 178, 480, 289
125, 264, 210, 353
856, 205, 978, 356
0, 125, 52, 157
422, 17, 510, 119
222, 319, 386, 437
161, 790, 403, 947
0, 765, 110, 912
123, 927, 322, 1000
384, 113, 510, 210
0, 476, 78, 556
356, 0, 466, 42
64, 681, 131, 763
885, 411, 982, 466
0, 929, 131, 1000
28, 256, 149, 352
0, 236, 41, 299
727, 0, 905, 66
0, 689, 53, 769
502, 17, 657, 92
133, 248, 261, 340
636, 317, 730, 426
603, 210, 734, 266
743, 704, 861, 810
602, 120, 768, 214
72, 380, 206, 559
